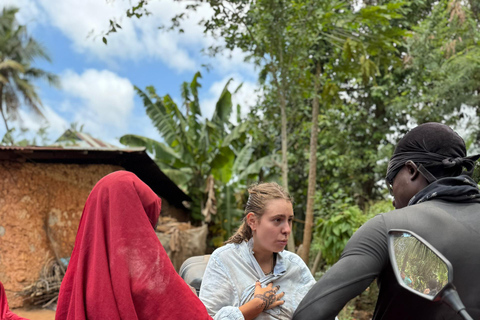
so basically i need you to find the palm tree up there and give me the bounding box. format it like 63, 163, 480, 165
0, 7, 59, 132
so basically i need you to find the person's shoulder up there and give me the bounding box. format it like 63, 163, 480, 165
281, 250, 308, 268
210, 242, 241, 260
343, 214, 388, 252
380, 200, 444, 222
281, 249, 299, 260
357, 213, 388, 232
382, 200, 451, 216
280, 251, 314, 282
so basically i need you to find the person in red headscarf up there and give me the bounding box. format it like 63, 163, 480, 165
0, 282, 29, 320
55, 171, 211, 320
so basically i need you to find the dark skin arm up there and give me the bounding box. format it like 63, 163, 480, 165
293, 215, 388, 320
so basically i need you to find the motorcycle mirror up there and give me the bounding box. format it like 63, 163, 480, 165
387, 230, 451, 300
388, 229, 473, 320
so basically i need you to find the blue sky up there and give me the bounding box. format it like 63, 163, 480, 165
2, 0, 260, 146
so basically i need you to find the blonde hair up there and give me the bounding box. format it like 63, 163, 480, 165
225, 182, 293, 244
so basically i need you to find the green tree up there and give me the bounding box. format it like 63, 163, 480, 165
394, 0, 480, 122
0, 7, 59, 132
104, 0, 480, 266
120, 72, 280, 245
306, 0, 480, 270
169, 0, 310, 252
296, 0, 409, 263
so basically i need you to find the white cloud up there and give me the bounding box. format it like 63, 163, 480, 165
3, 104, 69, 144
1, 1, 261, 146
2, 0, 46, 28
28, 0, 256, 76
206, 47, 257, 78
61, 69, 135, 141
202, 74, 261, 123
33, 0, 207, 72
39, 104, 70, 137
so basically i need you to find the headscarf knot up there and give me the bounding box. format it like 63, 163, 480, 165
442, 157, 465, 168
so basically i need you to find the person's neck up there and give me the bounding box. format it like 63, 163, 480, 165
252, 242, 274, 271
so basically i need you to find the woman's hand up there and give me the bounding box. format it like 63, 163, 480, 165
253, 281, 285, 310
239, 281, 285, 320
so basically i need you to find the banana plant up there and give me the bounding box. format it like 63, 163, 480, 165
121, 72, 280, 244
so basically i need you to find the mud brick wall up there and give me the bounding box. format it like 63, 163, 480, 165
0, 161, 123, 308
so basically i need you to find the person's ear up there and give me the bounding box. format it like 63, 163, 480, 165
246, 212, 257, 231
405, 160, 420, 181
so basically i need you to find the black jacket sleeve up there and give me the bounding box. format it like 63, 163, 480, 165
293, 215, 389, 320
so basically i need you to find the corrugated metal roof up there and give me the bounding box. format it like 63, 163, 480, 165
59, 146, 146, 152
0, 145, 63, 151
0, 145, 145, 152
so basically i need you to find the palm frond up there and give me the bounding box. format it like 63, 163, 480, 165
237, 154, 281, 181
24, 68, 60, 88
119, 134, 184, 166
163, 94, 193, 150
134, 86, 178, 146
0, 7, 57, 129
189, 71, 202, 116
211, 78, 233, 127
222, 120, 249, 147
14, 76, 44, 117
0, 59, 25, 72
232, 143, 253, 174
3, 85, 20, 120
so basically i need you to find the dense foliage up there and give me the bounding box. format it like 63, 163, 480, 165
120, 73, 280, 246
113, 0, 480, 268
5, 1, 480, 316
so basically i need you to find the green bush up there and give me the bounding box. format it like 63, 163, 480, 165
314, 196, 393, 265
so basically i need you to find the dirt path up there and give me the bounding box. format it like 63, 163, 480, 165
12, 308, 55, 320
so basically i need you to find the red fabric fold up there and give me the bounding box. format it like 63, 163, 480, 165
56, 171, 211, 320
0, 282, 29, 320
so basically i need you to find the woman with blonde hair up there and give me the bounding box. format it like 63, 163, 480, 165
199, 182, 315, 320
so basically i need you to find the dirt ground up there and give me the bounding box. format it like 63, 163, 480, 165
352, 310, 373, 320
11, 306, 372, 320
12, 308, 55, 320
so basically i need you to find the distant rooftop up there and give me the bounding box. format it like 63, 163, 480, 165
53, 129, 118, 149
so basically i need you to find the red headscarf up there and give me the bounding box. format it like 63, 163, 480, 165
56, 171, 211, 320
0, 282, 29, 320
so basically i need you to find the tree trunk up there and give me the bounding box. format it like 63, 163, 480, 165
280, 91, 288, 193
300, 63, 321, 264
275, 54, 290, 195
280, 90, 296, 252
272, 68, 295, 252
0, 85, 9, 132
310, 249, 322, 275
279, 80, 295, 252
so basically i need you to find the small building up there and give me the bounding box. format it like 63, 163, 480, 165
0, 144, 192, 307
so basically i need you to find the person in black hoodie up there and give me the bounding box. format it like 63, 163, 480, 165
293, 122, 480, 320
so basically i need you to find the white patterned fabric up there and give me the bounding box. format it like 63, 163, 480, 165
199, 239, 316, 320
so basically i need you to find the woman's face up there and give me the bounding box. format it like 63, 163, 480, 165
249, 199, 294, 254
